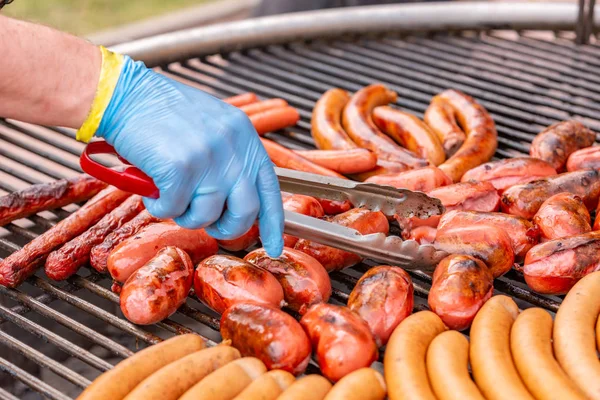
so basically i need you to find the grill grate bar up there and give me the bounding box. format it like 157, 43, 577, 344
0, 357, 70, 400
0, 386, 20, 400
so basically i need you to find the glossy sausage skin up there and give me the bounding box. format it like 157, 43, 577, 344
428, 255, 494, 331
523, 231, 600, 294
408, 226, 437, 245
461, 157, 557, 193
424, 96, 466, 158
316, 199, 353, 215
282, 193, 325, 247
300, 303, 379, 382
293, 149, 377, 174
120, 246, 193, 325
501, 170, 600, 219
217, 223, 260, 252
244, 247, 331, 315
365, 166, 452, 192
221, 303, 312, 375
530, 120, 595, 171
567, 146, 600, 172
194, 255, 285, 314
347, 266, 414, 347
294, 208, 389, 271
533, 193, 591, 241
311, 88, 356, 151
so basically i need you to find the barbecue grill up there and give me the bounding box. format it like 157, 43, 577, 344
0, 2, 597, 398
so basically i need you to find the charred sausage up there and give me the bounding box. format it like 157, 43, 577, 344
533, 193, 591, 241
530, 120, 595, 171
293, 149, 377, 174
311, 88, 356, 151
567, 146, 600, 172
365, 166, 452, 192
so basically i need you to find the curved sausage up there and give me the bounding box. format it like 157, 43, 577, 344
567, 145, 600, 172
323, 368, 386, 400
194, 255, 285, 314
217, 223, 260, 252
347, 266, 414, 347
220, 303, 312, 375
120, 246, 193, 325
311, 88, 356, 151
428, 255, 494, 331
300, 303, 378, 382
234, 369, 295, 400
384, 310, 446, 400
408, 226, 437, 244
533, 193, 591, 241
530, 120, 595, 171
277, 375, 332, 400
365, 166, 452, 192
282, 193, 325, 247
293, 149, 377, 174
243, 247, 331, 315
424, 95, 466, 158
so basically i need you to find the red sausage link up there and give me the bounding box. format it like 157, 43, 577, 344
428, 180, 500, 213
567, 146, 600, 172
408, 226, 437, 245
365, 166, 452, 192
533, 193, 591, 241
217, 223, 260, 252
311, 88, 356, 151
224, 92, 259, 107
282, 193, 325, 247
316, 199, 353, 216
293, 149, 377, 174
530, 120, 595, 171
424, 95, 466, 158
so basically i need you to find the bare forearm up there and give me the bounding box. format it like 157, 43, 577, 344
0, 15, 101, 128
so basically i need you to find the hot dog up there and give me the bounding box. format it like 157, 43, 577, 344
323, 368, 386, 400
567, 146, 600, 171
282, 193, 325, 247
194, 255, 285, 314
530, 120, 595, 171
240, 98, 288, 116
300, 303, 378, 382
120, 246, 193, 325
293, 149, 377, 174
251, 107, 300, 135
533, 193, 591, 241
428, 255, 494, 331
316, 199, 353, 215
220, 303, 312, 375
217, 223, 260, 252
424, 95, 466, 158
234, 369, 295, 400
311, 88, 356, 151
277, 375, 332, 400
225, 93, 259, 107
365, 166, 452, 192
347, 266, 414, 347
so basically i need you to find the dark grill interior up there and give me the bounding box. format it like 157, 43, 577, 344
0, 30, 597, 399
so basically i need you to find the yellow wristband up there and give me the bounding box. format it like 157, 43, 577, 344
76, 46, 125, 143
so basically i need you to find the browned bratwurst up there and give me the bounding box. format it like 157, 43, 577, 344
567, 146, 600, 172
347, 266, 414, 347
501, 169, 600, 219
424, 94, 466, 157
428, 254, 494, 331
194, 255, 285, 314
533, 193, 591, 241
282, 193, 325, 247
365, 166, 452, 192
300, 303, 378, 382
311, 88, 356, 151
221, 302, 312, 375
120, 246, 193, 325
530, 120, 595, 171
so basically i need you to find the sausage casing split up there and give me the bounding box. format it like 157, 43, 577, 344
365, 166, 452, 192
311, 88, 356, 151
293, 149, 377, 174
567, 145, 600, 172
533, 193, 591, 241
282, 193, 325, 247
530, 120, 595, 171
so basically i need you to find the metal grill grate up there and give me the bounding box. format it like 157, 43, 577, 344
0, 29, 596, 398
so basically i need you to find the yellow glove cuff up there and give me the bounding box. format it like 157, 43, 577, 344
76, 46, 125, 143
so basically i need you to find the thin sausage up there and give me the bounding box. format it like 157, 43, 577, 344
293, 149, 377, 174
277, 375, 332, 400
424, 95, 466, 157
225, 93, 259, 107
241, 99, 288, 115
251, 107, 300, 135
365, 166, 452, 192
323, 368, 386, 400
530, 120, 595, 171
567, 146, 600, 171
315, 198, 353, 215
311, 88, 356, 151
533, 193, 591, 241
234, 370, 295, 400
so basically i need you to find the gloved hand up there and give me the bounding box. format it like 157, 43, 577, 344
79, 48, 284, 257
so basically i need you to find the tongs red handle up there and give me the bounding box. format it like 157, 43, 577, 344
80, 141, 160, 199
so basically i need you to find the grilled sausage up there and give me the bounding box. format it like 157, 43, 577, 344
567, 145, 600, 171
323, 368, 386, 400
595, 199, 600, 231
408, 226, 437, 244
523, 231, 600, 294
365, 166, 452, 192
428, 255, 494, 331
277, 375, 332, 400
373, 106, 445, 166
45, 195, 145, 280
293, 149, 378, 174
347, 266, 414, 347
351, 159, 409, 181
234, 369, 295, 400
217, 223, 260, 252
311, 88, 356, 151
300, 303, 378, 382
120, 246, 193, 325
533, 193, 591, 241
225, 93, 259, 107
0, 186, 131, 288
530, 120, 595, 171
221, 303, 312, 375
424, 95, 466, 158
240, 98, 288, 116
107, 222, 218, 283
461, 157, 557, 193
501, 169, 600, 219
282, 193, 325, 247
342, 84, 428, 168
294, 208, 389, 271
0, 174, 107, 227
315, 199, 353, 215
251, 107, 300, 135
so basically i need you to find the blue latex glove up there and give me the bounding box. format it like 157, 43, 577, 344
96, 56, 284, 257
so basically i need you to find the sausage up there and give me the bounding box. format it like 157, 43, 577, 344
0, 187, 131, 288
194, 255, 285, 314
123, 345, 241, 400
530, 120, 595, 171
373, 106, 446, 166
428, 255, 494, 331
434, 225, 515, 278
217, 223, 260, 252
323, 368, 386, 400
511, 308, 586, 400
240, 98, 288, 115
45, 195, 145, 280
437, 210, 540, 261
424, 95, 466, 158
234, 370, 295, 400
107, 222, 218, 283
277, 375, 332, 400
595, 199, 600, 231
311, 88, 356, 151
315, 199, 353, 215
300, 303, 378, 382
90, 210, 161, 273
408, 226, 437, 244
260, 138, 346, 179
461, 157, 557, 193
351, 159, 409, 181
282, 193, 325, 247
533, 193, 591, 241
120, 246, 193, 325
384, 310, 446, 400
293, 149, 377, 174
523, 231, 600, 294
501, 169, 600, 219
220, 303, 312, 375
431, 90, 498, 182
77, 334, 206, 400
347, 266, 414, 347
365, 166, 452, 192
251, 107, 300, 135
179, 357, 267, 400
294, 208, 389, 271
244, 247, 331, 315
342, 84, 428, 167
567, 145, 600, 172
553, 271, 600, 399
225, 92, 259, 107
426, 331, 485, 400
428, 181, 500, 213
469, 295, 534, 400
0, 174, 106, 227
